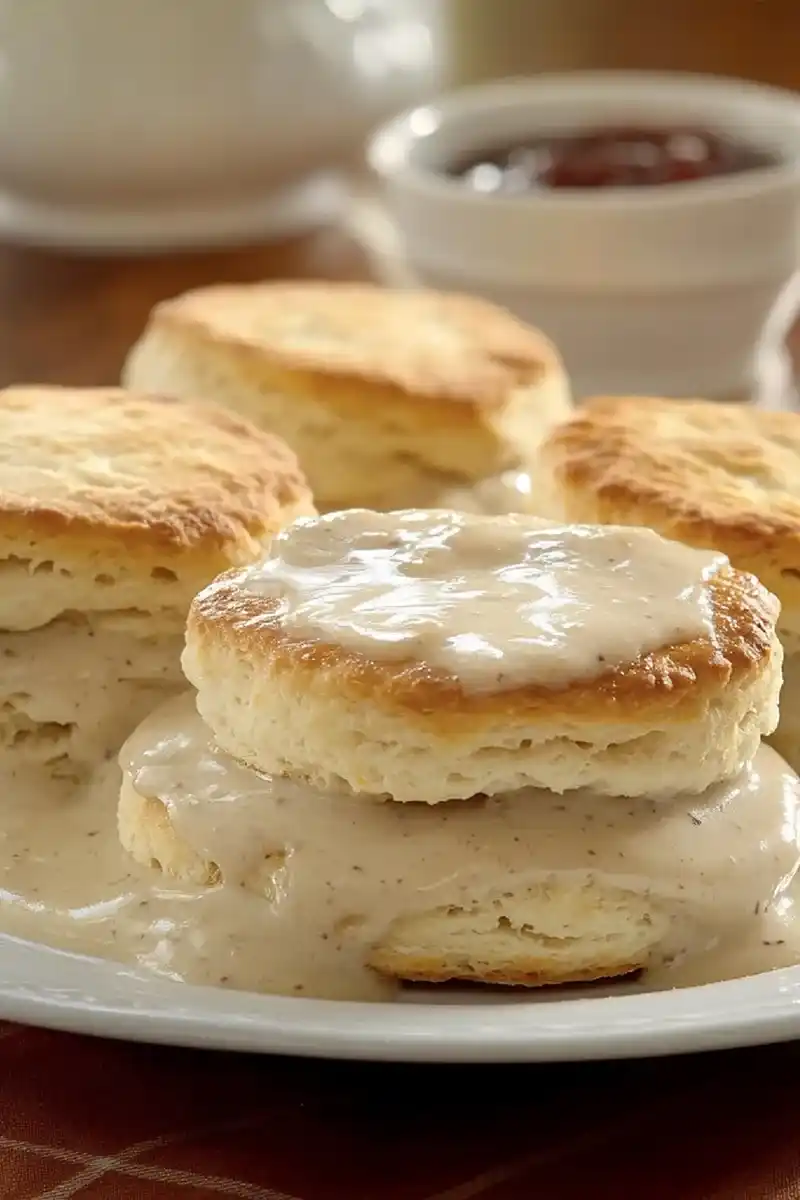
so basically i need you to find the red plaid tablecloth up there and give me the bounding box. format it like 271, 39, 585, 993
3, 1018, 800, 1199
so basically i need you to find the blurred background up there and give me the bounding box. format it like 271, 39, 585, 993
2, 0, 799, 396
443, 0, 800, 90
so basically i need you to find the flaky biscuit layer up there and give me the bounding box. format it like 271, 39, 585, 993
118, 773, 672, 989
0, 385, 314, 628
122, 282, 572, 509
184, 564, 781, 802
536, 396, 800, 630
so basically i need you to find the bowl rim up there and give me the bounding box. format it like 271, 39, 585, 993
368, 70, 800, 212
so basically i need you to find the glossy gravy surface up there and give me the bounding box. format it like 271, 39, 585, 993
0, 693, 797, 1002
236, 511, 726, 690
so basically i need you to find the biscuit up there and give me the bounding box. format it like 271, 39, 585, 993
761, 630, 800, 771
0, 614, 185, 774
119, 696, 795, 993
121, 282, 572, 511
369, 885, 671, 987
114, 697, 685, 989
0, 385, 314, 631
0, 385, 313, 769
120, 771, 669, 989
535, 396, 800, 768
183, 509, 782, 803
119, 771, 218, 885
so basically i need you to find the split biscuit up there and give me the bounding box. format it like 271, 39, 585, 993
0, 384, 314, 770
119, 771, 217, 887
122, 281, 572, 512
367, 884, 671, 988
536, 396, 800, 769
0, 613, 185, 771
119, 695, 796, 992
0, 384, 314, 631
114, 696, 685, 990
183, 509, 782, 803
121, 768, 672, 989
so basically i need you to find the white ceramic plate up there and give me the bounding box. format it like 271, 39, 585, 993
3, 935, 800, 1062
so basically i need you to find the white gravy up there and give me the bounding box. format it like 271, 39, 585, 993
235, 511, 726, 691
0, 614, 185, 767
0, 693, 797, 1002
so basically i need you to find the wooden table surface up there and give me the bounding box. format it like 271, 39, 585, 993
0, 228, 371, 389
1, 224, 800, 1200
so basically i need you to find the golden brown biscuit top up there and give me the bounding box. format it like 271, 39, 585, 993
540, 397, 800, 610
0, 385, 312, 561
150, 281, 561, 407
188, 557, 777, 727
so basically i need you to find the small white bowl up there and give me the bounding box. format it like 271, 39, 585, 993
369, 72, 800, 400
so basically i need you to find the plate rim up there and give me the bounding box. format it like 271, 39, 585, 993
3, 933, 800, 1062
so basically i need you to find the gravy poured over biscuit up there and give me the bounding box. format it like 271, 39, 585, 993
237, 510, 726, 691
0, 693, 797, 1001
0, 504, 794, 1004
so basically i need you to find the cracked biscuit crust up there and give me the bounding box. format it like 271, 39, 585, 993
183, 558, 780, 802
127, 281, 563, 409
0, 385, 314, 628
187, 563, 776, 728
122, 283, 572, 510
538, 396, 800, 621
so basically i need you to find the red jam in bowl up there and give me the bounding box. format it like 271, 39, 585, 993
447, 127, 780, 193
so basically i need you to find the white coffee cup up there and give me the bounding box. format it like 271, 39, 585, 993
0, 0, 439, 250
